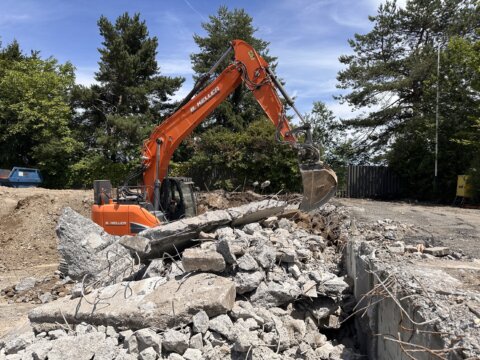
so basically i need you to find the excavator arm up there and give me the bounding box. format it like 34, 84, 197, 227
142, 40, 337, 211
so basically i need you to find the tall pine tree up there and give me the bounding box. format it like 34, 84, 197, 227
337, 0, 479, 199
71, 13, 183, 186
190, 6, 276, 131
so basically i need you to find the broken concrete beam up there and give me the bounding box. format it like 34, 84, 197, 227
229, 200, 286, 226
28, 273, 236, 332
139, 210, 232, 256
182, 248, 226, 272
424, 246, 450, 257
139, 201, 286, 258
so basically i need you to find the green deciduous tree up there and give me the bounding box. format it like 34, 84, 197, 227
71, 12, 184, 187
173, 120, 301, 192
337, 0, 479, 200
0, 41, 80, 187
190, 6, 276, 131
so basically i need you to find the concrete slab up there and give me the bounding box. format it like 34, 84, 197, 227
28, 273, 236, 332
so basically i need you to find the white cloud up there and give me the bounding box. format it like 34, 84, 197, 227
75, 67, 97, 86
158, 59, 193, 75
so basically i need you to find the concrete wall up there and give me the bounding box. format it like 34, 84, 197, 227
344, 237, 458, 360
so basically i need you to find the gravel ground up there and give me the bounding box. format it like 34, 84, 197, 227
334, 197, 480, 259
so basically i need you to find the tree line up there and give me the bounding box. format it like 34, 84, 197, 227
0, 2, 478, 201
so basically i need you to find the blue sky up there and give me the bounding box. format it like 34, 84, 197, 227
0, 0, 403, 120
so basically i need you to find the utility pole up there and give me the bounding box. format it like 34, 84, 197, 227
434, 45, 440, 193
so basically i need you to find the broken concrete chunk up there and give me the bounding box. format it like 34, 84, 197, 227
387, 241, 405, 254
134, 328, 161, 354
142, 259, 166, 279
119, 235, 152, 256
14, 277, 37, 292
424, 246, 450, 257
233, 328, 259, 352
319, 314, 341, 329
25, 339, 52, 360
234, 271, 265, 294
242, 222, 262, 235
208, 314, 234, 341
199, 231, 216, 240
189, 333, 203, 350
75, 323, 96, 335
278, 218, 296, 231
302, 280, 318, 298
47, 332, 118, 360
216, 239, 236, 265
215, 226, 235, 240
192, 310, 209, 334
162, 329, 189, 355
230, 302, 265, 325
139, 347, 158, 360
119, 330, 134, 343
182, 248, 226, 272
288, 264, 301, 279
126, 333, 139, 355
3, 331, 34, 355
29, 274, 235, 332
168, 353, 186, 360
253, 243, 276, 269
48, 329, 66, 340
183, 348, 202, 360
251, 280, 302, 307
56, 207, 124, 282
261, 216, 278, 228
276, 248, 297, 263
308, 297, 339, 321
140, 210, 232, 255
237, 253, 258, 271
319, 276, 350, 297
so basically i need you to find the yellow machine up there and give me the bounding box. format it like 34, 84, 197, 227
456, 175, 473, 198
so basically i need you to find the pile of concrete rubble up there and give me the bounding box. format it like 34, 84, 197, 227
3, 197, 480, 359
0, 200, 360, 360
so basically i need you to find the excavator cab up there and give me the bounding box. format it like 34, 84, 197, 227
159, 177, 197, 221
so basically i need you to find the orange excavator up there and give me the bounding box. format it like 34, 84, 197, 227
92, 40, 337, 236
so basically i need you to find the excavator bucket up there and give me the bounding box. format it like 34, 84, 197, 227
299, 162, 338, 212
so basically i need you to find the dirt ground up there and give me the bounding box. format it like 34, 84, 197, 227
0, 186, 92, 337
0, 187, 92, 288
334, 197, 480, 258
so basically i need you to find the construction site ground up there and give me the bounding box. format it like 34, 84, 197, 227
1, 186, 479, 341
335, 197, 480, 258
